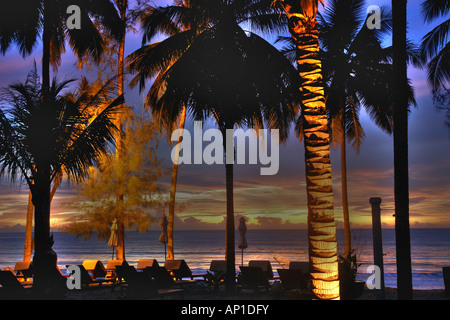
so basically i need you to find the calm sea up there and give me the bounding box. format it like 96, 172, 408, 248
1, 228, 449, 290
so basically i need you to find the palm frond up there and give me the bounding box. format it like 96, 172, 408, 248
421, 0, 450, 23
421, 18, 450, 60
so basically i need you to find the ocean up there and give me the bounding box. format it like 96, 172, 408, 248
0, 228, 449, 290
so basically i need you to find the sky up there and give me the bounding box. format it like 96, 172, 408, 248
0, 0, 449, 232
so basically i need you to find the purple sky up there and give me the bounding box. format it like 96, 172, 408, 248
0, 0, 449, 231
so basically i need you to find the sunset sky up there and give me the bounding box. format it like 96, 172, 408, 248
0, 0, 449, 231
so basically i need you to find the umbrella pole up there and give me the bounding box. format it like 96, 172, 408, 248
241, 249, 243, 266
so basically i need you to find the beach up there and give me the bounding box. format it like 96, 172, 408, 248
2, 228, 450, 300
59, 283, 450, 300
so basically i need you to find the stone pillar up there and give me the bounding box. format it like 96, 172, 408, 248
370, 197, 385, 299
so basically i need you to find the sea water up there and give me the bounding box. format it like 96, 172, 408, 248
0, 228, 449, 290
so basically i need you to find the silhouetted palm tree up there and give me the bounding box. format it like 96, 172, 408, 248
0, 0, 121, 90
127, 0, 299, 292
316, 0, 419, 258
0, 68, 124, 295
277, 0, 340, 300
420, 0, 449, 96
392, 0, 412, 300
0, 0, 122, 261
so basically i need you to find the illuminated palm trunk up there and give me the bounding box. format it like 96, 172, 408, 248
283, 1, 340, 300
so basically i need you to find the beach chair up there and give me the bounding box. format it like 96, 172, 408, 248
82, 260, 107, 279
137, 259, 159, 271
116, 265, 183, 299
209, 260, 227, 274
164, 259, 195, 280
443, 267, 450, 295
13, 261, 34, 282
0, 270, 32, 298
277, 268, 308, 291
238, 266, 270, 291
67, 265, 115, 288
248, 260, 274, 279
144, 266, 177, 289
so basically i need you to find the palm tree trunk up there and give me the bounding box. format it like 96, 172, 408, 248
283, 5, 340, 299
167, 106, 187, 260
221, 126, 235, 292
24, 191, 34, 262
340, 116, 351, 257
24, 176, 61, 261
115, 0, 127, 261
392, 0, 413, 300
31, 167, 60, 294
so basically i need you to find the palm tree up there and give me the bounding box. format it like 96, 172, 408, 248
127, 0, 299, 292
0, 0, 122, 262
392, 0, 412, 300
316, 0, 419, 259
127, 1, 191, 261
317, 0, 392, 258
0, 0, 122, 89
420, 0, 449, 96
0, 68, 124, 294
103, 0, 154, 261
277, 0, 340, 300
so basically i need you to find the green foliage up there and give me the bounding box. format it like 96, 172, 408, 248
338, 249, 362, 284
63, 108, 166, 241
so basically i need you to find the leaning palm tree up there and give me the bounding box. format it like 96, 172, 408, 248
127, 0, 299, 292
0, 68, 124, 295
276, 0, 340, 300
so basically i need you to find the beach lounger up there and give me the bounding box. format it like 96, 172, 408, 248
0, 270, 32, 298
116, 265, 183, 299
144, 266, 177, 289
238, 266, 270, 291
66, 265, 115, 288
82, 260, 107, 279
277, 268, 308, 291
209, 260, 227, 274
137, 259, 159, 271
164, 259, 205, 280
248, 260, 274, 279
13, 261, 34, 281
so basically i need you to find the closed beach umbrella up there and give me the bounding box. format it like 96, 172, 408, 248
159, 214, 168, 260
108, 219, 119, 259
238, 217, 248, 266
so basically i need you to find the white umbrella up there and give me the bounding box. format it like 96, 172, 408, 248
238, 217, 248, 266
158, 214, 169, 260
108, 219, 119, 260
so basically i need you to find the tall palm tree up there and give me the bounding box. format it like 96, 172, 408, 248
277, 0, 340, 300
316, 0, 420, 258
0, 0, 122, 262
0, 68, 124, 294
420, 0, 449, 96
392, 0, 412, 300
127, 0, 299, 292
105, 0, 155, 261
